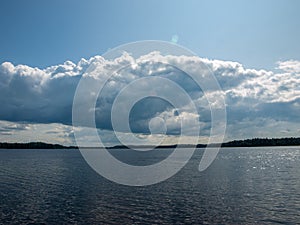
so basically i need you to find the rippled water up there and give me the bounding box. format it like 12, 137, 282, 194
0, 147, 300, 224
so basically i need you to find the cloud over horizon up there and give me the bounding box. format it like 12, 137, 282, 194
0, 53, 300, 145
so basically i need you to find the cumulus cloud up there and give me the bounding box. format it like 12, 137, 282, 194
0, 53, 300, 145
277, 60, 300, 73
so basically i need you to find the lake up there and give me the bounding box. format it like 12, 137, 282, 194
0, 147, 300, 224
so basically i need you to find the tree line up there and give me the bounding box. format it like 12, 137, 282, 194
221, 137, 300, 147
0, 142, 77, 149
1, 137, 300, 149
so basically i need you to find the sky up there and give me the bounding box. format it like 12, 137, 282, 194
1, 0, 300, 70
0, 0, 300, 146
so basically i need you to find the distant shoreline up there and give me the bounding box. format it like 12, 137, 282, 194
0, 142, 77, 149
1, 137, 300, 149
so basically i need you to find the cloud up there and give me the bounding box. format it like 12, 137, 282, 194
0, 53, 300, 144
277, 60, 300, 73
0, 120, 77, 145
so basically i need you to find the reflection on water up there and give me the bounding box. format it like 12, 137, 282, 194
0, 147, 300, 224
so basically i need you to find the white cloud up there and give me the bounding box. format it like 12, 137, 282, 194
277, 60, 300, 73
0, 53, 300, 145
0, 120, 75, 145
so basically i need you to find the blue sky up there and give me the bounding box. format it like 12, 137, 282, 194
1, 0, 300, 70
1, 0, 300, 146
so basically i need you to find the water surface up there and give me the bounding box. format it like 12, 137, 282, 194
0, 147, 300, 224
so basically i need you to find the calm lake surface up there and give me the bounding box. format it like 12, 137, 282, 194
0, 147, 300, 224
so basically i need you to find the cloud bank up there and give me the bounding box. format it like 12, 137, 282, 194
0, 53, 300, 144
